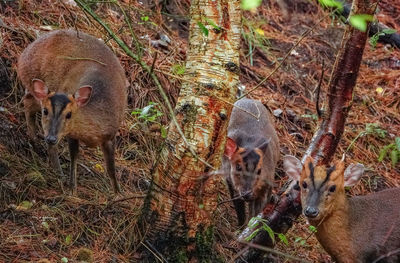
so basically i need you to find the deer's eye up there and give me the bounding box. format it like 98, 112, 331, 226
43, 108, 48, 116
302, 181, 308, 189
66, 112, 72, 119
329, 185, 336, 193
257, 169, 261, 175
236, 163, 242, 171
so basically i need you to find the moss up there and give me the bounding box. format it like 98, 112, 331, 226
194, 226, 223, 263
76, 247, 94, 262
26, 170, 46, 187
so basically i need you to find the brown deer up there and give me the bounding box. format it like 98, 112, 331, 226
18, 29, 127, 195
223, 98, 280, 226
284, 155, 400, 263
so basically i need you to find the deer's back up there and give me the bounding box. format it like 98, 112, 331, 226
228, 98, 280, 172
18, 30, 127, 141
349, 188, 400, 262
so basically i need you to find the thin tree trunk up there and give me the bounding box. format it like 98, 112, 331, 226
236, 0, 379, 261
141, 0, 241, 261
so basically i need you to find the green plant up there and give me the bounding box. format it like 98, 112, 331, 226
131, 102, 167, 138
293, 225, 317, 247
241, 17, 270, 66
349, 14, 374, 32
245, 216, 288, 245
171, 64, 185, 75
241, 0, 262, 10
318, 0, 343, 10
197, 17, 221, 37
347, 123, 387, 152
378, 137, 400, 166
369, 28, 397, 48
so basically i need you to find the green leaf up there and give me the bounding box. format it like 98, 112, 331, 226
365, 123, 386, 138
65, 234, 72, 245
378, 144, 394, 162
318, 0, 343, 10
141, 104, 155, 117
245, 228, 260, 241
278, 233, 289, 246
204, 17, 221, 31
395, 137, 400, 152
241, 0, 262, 10
41, 221, 49, 229
390, 150, 398, 166
262, 224, 275, 244
349, 14, 374, 32
17, 200, 33, 210
160, 126, 167, 138
247, 217, 259, 229
61, 257, 68, 263
382, 28, 397, 35
141, 16, 149, 22
171, 64, 185, 75
294, 237, 303, 243
308, 225, 317, 233
197, 22, 209, 37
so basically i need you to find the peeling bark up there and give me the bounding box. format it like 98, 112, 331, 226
142, 0, 241, 261
236, 0, 379, 261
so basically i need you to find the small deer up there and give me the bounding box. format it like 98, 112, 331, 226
284, 155, 400, 263
18, 29, 127, 195
223, 98, 280, 226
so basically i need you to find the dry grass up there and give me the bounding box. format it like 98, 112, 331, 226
0, 0, 399, 262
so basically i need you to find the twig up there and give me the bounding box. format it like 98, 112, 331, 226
113, 0, 143, 57
372, 248, 400, 263
106, 194, 146, 206
217, 193, 247, 207
57, 56, 106, 66
149, 52, 158, 76
140, 241, 169, 263
237, 241, 312, 263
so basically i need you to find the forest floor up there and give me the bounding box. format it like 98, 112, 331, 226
0, 0, 399, 262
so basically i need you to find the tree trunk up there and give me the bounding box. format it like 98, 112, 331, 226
141, 0, 241, 261
236, 0, 379, 261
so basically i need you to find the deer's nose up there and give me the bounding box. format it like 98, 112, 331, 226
45, 135, 58, 145
304, 206, 319, 218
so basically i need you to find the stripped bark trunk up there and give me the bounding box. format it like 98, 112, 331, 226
236, 0, 379, 261
141, 0, 241, 261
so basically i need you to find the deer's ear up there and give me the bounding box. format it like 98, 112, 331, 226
258, 137, 271, 153
32, 79, 49, 100
74, 85, 92, 107
224, 137, 237, 160
283, 155, 302, 181
344, 163, 364, 187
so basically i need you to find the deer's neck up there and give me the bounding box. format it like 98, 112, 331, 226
312, 194, 357, 263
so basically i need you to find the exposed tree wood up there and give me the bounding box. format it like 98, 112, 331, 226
236, 0, 379, 261
141, 0, 241, 261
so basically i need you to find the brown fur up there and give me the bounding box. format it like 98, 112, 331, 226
18, 29, 127, 194
223, 98, 280, 226
299, 157, 400, 263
